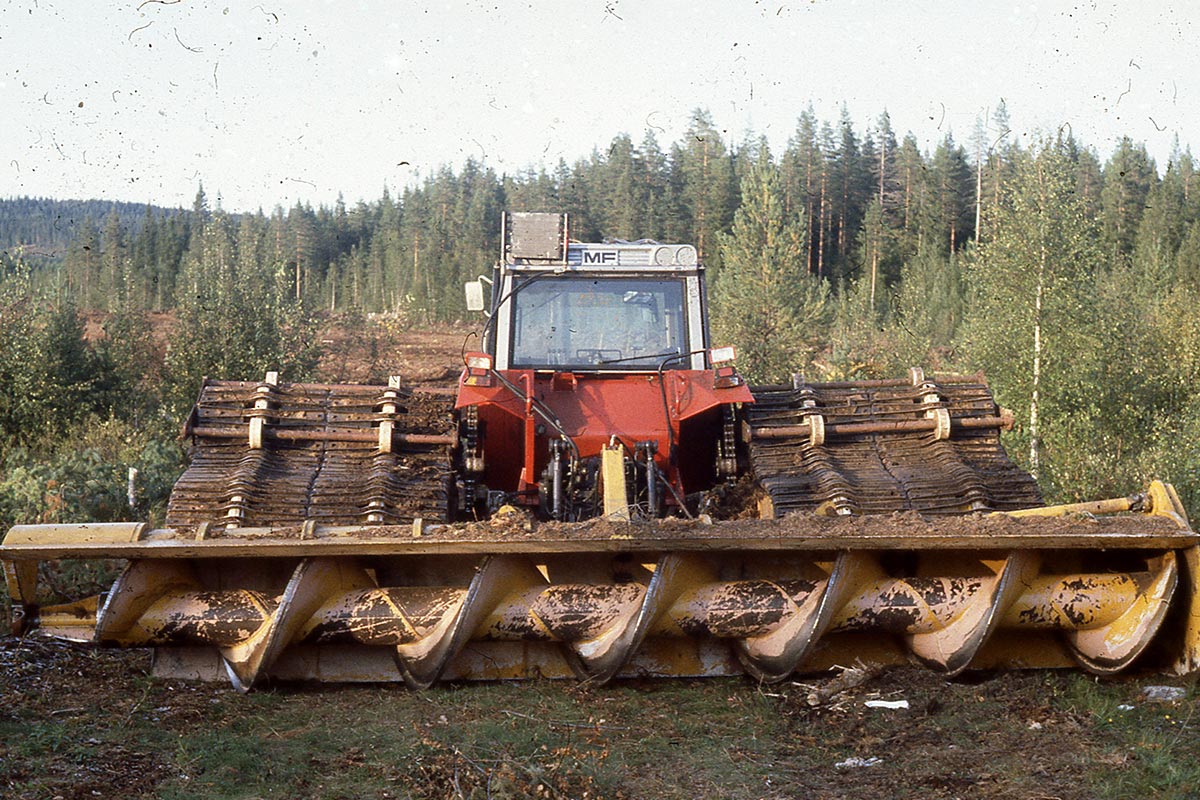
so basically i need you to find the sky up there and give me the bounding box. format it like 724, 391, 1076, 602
1, 1, 1196, 213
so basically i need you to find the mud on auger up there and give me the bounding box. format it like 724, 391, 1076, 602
4, 484, 1198, 689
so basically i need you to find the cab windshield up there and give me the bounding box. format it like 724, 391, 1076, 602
510, 277, 687, 369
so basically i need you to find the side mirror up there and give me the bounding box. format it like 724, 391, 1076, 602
464, 280, 486, 312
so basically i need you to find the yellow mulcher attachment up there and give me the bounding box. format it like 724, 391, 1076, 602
3, 373, 1198, 690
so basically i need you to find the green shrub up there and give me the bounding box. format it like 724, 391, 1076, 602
0, 416, 183, 530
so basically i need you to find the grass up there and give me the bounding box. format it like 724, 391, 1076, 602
1056, 674, 1200, 800
3, 640, 1200, 800
141, 681, 766, 800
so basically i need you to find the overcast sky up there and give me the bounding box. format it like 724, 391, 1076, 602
1, 1, 1196, 213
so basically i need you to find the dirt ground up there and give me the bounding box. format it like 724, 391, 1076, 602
313, 317, 473, 386
1, 635, 1196, 800
80, 311, 474, 388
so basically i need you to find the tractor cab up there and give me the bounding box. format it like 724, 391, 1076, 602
467, 212, 711, 372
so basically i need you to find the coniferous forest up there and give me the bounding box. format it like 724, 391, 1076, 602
2, 106, 1199, 528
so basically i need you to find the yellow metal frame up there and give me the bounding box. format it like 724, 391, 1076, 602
3, 482, 1198, 683
601, 444, 630, 522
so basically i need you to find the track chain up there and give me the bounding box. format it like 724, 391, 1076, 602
166, 378, 455, 530
745, 374, 1043, 516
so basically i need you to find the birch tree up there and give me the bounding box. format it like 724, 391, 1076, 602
959, 143, 1101, 490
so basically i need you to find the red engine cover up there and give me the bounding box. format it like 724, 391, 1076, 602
456, 369, 753, 501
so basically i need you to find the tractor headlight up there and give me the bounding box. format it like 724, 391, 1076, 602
464, 353, 494, 386
466, 354, 493, 370
709, 346, 742, 389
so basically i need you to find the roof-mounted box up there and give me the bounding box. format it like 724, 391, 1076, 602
505, 212, 568, 263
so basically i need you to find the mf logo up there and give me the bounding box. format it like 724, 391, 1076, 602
582, 250, 618, 264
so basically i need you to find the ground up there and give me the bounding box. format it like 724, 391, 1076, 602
1, 637, 1197, 800
81, 310, 474, 387
312, 316, 473, 386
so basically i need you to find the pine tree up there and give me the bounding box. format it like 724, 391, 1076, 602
1176, 222, 1200, 289
857, 198, 893, 313
63, 217, 101, 307
164, 210, 319, 415
929, 134, 974, 253
872, 110, 901, 213
677, 109, 737, 273
711, 155, 828, 383
1132, 156, 1188, 286
0, 261, 45, 444
780, 107, 821, 274
597, 133, 639, 238
1100, 137, 1156, 263
100, 209, 126, 310
894, 134, 928, 257
831, 105, 868, 280
1071, 145, 1104, 221
890, 245, 963, 368
635, 131, 673, 240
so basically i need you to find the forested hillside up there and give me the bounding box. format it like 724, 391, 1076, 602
0, 197, 173, 261
1, 105, 1198, 526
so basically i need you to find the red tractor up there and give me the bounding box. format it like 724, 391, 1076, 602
454, 211, 753, 522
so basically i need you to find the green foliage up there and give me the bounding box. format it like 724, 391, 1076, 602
1101, 137, 1157, 262
1175, 221, 1200, 288
887, 246, 964, 369
819, 242, 966, 382
820, 279, 892, 379
0, 266, 122, 446
163, 210, 322, 415
1, 449, 127, 526
855, 197, 901, 312
952, 139, 1200, 513
927, 134, 975, 253
1079, 278, 1200, 505
712, 156, 829, 383
93, 308, 164, 424
0, 111, 1105, 338
676, 109, 738, 274
0, 259, 183, 532
958, 142, 1103, 493
2, 107, 1199, 521
0, 263, 42, 442
0, 417, 183, 530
